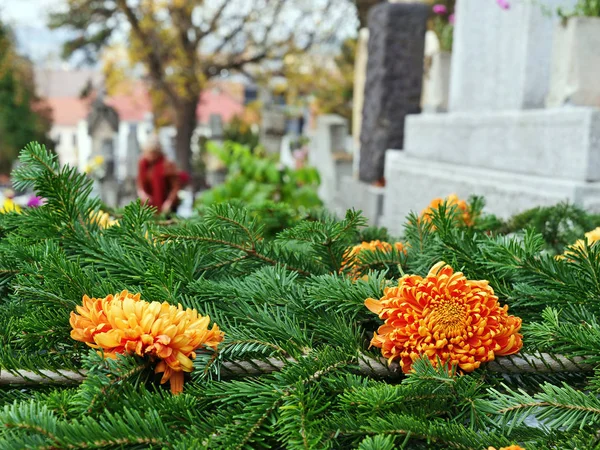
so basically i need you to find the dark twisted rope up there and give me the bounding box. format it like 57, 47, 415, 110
0, 353, 592, 386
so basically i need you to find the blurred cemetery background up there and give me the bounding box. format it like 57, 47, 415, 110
1, 0, 599, 227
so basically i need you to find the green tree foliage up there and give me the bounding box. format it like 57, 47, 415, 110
486, 203, 600, 255
0, 23, 52, 174
223, 115, 260, 150
282, 38, 355, 127
4, 143, 600, 448
198, 140, 322, 211
568, 0, 600, 16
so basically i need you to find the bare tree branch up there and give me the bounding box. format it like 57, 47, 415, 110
196, 0, 230, 46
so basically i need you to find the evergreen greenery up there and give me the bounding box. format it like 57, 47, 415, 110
197, 141, 322, 233
2, 143, 600, 448
0, 22, 53, 174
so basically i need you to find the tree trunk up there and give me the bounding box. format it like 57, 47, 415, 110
174, 98, 197, 176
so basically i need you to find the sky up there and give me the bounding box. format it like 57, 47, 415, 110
0, 0, 71, 64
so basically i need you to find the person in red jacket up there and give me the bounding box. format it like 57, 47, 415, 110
137, 137, 181, 214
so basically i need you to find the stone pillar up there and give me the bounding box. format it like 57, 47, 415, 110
260, 108, 286, 155
308, 114, 350, 209
209, 114, 224, 144
87, 97, 120, 207
206, 114, 227, 188
359, 2, 429, 183
352, 28, 369, 177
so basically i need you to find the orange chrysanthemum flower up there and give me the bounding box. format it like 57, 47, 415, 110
488, 446, 526, 450
420, 194, 473, 226
365, 262, 522, 373
70, 290, 224, 394
341, 240, 406, 280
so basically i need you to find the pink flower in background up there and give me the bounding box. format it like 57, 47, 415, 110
27, 196, 44, 208
496, 0, 510, 9
432, 4, 448, 14
449, 13, 455, 24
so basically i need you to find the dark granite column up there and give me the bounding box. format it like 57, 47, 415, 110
359, 2, 428, 183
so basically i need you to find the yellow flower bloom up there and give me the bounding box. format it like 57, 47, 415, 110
70, 290, 224, 394
365, 262, 522, 373
341, 240, 406, 280
420, 194, 473, 226
558, 226, 600, 260
90, 210, 118, 228
0, 198, 21, 214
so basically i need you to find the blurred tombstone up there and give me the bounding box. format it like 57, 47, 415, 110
279, 135, 295, 169
119, 123, 140, 205
206, 114, 227, 188
87, 94, 119, 207
308, 114, 352, 210
449, 0, 574, 111
359, 2, 429, 183
547, 16, 600, 108
126, 124, 140, 180
421, 30, 451, 113
209, 114, 224, 143
260, 108, 287, 155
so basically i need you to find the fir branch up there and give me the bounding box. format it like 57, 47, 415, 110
160, 232, 313, 276
488, 382, 600, 432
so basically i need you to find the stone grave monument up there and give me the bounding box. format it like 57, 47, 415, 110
260, 108, 287, 155
87, 95, 120, 207
359, 1, 429, 184
308, 115, 353, 212
119, 123, 140, 205
337, 2, 428, 225
259, 87, 287, 156
206, 114, 227, 188
381, 0, 600, 235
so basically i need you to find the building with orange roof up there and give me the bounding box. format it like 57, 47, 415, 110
37, 69, 246, 176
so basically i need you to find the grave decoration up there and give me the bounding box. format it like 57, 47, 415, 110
70, 290, 224, 394
341, 240, 406, 280
2, 143, 600, 448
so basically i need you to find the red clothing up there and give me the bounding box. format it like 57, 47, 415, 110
138, 156, 178, 213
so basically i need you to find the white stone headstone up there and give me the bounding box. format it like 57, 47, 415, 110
449, 0, 577, 112
547, 17, 600, 108
309, 115, 350, 208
